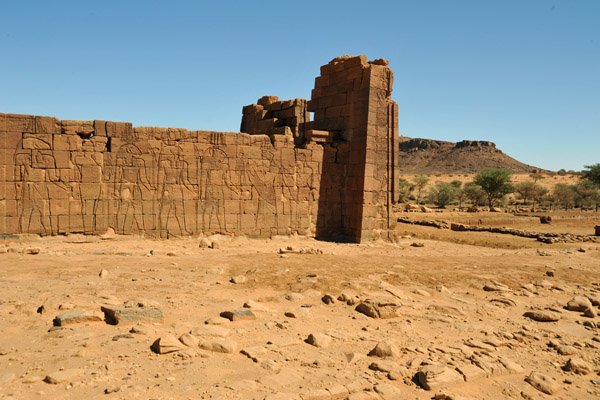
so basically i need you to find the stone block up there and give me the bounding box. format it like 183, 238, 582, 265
101, 299, 164, 325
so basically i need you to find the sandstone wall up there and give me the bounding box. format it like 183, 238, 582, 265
0, 55, 398, 242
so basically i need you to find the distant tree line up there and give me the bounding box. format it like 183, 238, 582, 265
398, 163, 600, 211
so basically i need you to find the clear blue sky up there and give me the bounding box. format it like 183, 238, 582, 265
1, 1, 598, 171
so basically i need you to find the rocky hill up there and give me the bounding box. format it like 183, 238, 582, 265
398, 137, 540, 174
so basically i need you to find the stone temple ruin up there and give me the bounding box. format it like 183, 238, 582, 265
0, 55, 399, 242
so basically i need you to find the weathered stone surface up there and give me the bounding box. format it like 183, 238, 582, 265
523, 310, 561, 322
525, 371, 561, 395
101, 299, 163, 325
179, 333, 200, 347
417, 365, 464, 390
243, 300, 271, 312
355, 301, 400, 319
53, 310, 103, 326
151, 335, 185, 354
220, 308, 256, 321
190, 325, 230, 337
483, 281, 511, 292
240, 346, 267, 362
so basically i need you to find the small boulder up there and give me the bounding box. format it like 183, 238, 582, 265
368, 341, 400, 358
523, 310, 561, 322
99, 269, 109, 279
483, 281, 511, 292
179, 333, 200, 348
417, 365, 464, 391
525, 371, 561, 395
583, 307, 597, 318
44, 369, 83, 384
151, 335, 185, 354
53, 310, 103, 326
220, 308, 256, 321
355, 301, 400, 319
230, 275, 247, 284
199, 238, 212, 248
101, 299, 164, 325
200, 339, 237, 354
564, 358, 592, 375
306, 333, 331, 348
566, 296, 592, 312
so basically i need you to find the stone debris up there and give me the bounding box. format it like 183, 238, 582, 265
567, 296, 593, 312
525, 371, 561, 395
101, 299, 164, 325
99, 269, 108, 278
129, 324, 154, 335
523, 310, 561, 322
199, 238, 212, 248
584, 307, 597, 318
355, 300, 400, 319
151, 335, 186, 354
44, 369, 84, 384
417, 364, 464, 391
220, 308, 256, 321
321, 294, 335, 304
53, 310, 103, 326
306, 333, 331, 348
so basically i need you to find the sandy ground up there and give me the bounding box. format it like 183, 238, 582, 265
1, 217, 600, 399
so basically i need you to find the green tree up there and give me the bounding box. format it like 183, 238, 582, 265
398, 178, 411, 202
552, 183, 576, 210
582, 163, 600, 188
529, 173, 544, 183
428, 181, 457, 208
450, 180, 464, 209
473, 168, 514, 208
532, 185, 549, 211
514, 180, 539, 206
463, 182, 486, 206
412, 174, 430, 205
574, 181, 600, 210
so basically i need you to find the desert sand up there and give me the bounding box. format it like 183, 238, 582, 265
1, 213, 600, 400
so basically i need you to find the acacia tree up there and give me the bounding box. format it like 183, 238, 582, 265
552, 183, 576, 210
514, 180, 539, 206
412, 174, 430, 205
450, 180, 464, 209
529, 172, 544, 183
463, 182, 486, 206
473, 168, 514, 208
532, 185, 549, 211
429, 181, 457, 208
582, 163, 600, 187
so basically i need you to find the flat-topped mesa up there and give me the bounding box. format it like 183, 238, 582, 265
240, 96, 310, 146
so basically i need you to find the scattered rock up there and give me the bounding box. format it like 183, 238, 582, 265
112, 333, 134, 341
284, 308, 311, 319
200, 339, 237, 354
240, 346, 267, 362
53, 310, 103, 326
44, 369, 83, 384
151, 335, 185, 354
179, 333, 200, 347
417, 364, 464, 391
101, 299, 164, 325
99, 269, 109, 279
230, 275, 247, 284
564, 357, 592, 375
355, 300, 400, 319
321, 294, 335, 304
190, 325, 230, 337
24, 247, 41, 255
584, 307, 597, 318
525, 371, 561, 395
243, 300, 271, 312
483, 281, 511, 292
37, 298, 52, 314
129, 324, 154, 335
566, 296, 592, 312
285, 293, 304, 302
368, 341, 400, 358
556, 345, 576, 355
410, 242, 424, 247
199, 238, 212, 248
523, 310, 561, 322
306, 333, 331, 348
220, 308, 256, 321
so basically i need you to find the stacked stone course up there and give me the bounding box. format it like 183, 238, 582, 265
1, 55, 398, 242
